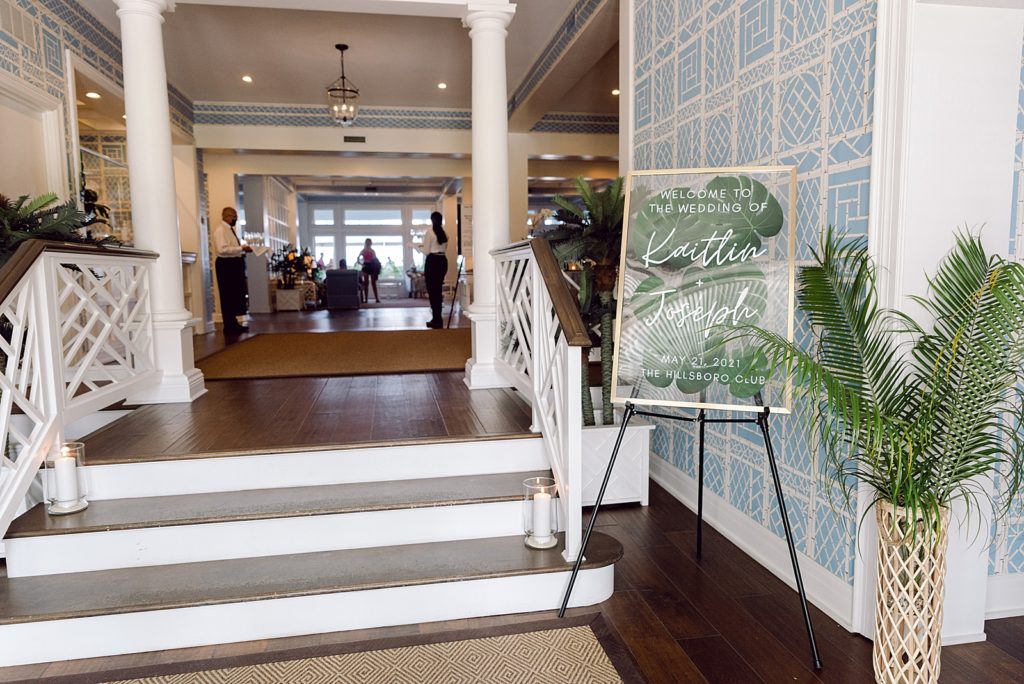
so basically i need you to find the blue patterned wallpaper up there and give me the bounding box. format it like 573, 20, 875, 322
994, 38, 1024, 578
633, 0, 878, 585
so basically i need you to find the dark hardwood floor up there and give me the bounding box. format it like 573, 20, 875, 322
0, 482, 1020, 682
84, 373, 534, 464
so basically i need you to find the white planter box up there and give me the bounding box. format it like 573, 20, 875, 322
581, 417, 653, 506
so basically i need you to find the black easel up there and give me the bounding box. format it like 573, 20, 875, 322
446, 255, 464, 329
558, 396, 822, 671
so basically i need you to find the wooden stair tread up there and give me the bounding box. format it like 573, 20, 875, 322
0, 532, 622, 624
80, 431, 541, 466
6, 471, 551, 538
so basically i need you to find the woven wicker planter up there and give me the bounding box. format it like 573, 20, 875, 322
873, 501, 950, 684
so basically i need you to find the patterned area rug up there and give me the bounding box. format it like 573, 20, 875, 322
197, 329, 471, 379
99, 616, 643, 684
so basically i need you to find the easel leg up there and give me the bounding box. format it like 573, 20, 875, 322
696, 408, 706, 559
757, 410, 823, 670
558, 403, 636, 618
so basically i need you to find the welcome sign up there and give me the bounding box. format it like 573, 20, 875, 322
611, 167, 797, 413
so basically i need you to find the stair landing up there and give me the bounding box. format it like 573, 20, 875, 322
83, 372, 534, 465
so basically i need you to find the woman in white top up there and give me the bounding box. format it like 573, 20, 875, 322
420, 211, 448, 328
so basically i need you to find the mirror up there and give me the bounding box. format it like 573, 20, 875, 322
69, 54, 131, 244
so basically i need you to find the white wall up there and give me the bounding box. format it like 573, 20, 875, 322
862, 0, 1024, 643
0, 97, 49, 198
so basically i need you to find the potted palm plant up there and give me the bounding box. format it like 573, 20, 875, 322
543, 177, 624, 426
539, 178, 653, 506
738, 228, 1024, 683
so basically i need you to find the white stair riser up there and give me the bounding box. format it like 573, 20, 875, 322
84, 438, 547, 500
0, 566, 614, 667
6, 500, 564, 577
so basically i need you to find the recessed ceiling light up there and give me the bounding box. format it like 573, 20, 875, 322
85, 91, 101, 99
437, 82, 447, 89
122, 115, 127, 119
611, 89, 620, 96
242, 75, 253, 83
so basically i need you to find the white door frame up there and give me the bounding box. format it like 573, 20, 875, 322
0, 67, 69, 199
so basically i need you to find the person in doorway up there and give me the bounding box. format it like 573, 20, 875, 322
420, 211, 449, 328
212, 206, 251, 335
357, 238, 381, 303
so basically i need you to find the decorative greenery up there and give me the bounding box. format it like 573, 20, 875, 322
0, 193, 118, 267
538, 177, 625, 426
737, 227, 1024, 541
270, 245, 323, 288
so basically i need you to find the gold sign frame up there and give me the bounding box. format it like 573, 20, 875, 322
610, 165, 797, 414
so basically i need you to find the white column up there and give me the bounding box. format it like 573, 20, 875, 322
463, 2, 515, 389
115, 0, 205, 403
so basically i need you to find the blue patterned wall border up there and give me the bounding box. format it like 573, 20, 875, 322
633, 0, 879, 586
531, 112, 619, 134
508, 0, 606, 117
193, 101, 475, 130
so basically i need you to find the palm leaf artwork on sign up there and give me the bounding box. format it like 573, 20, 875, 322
613, 170, 796, 411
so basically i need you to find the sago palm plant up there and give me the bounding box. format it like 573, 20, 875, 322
738, 227, 1024, 538
541, 177, 625, 426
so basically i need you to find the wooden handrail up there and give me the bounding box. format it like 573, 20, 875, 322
0, 240, 158, 305
529, 237, 591, 347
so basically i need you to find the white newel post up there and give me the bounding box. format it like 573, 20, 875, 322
463, 3, 515, 389
115, 0, 205, 403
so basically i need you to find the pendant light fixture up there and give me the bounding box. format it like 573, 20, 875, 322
326, 43, 359, 127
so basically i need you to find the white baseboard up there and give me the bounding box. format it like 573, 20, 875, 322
986, 573, 1024, 620
649, 454, 855, 630
0, 565, 614, 667
127, 369, 207, 404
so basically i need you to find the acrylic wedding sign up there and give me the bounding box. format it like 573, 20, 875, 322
611, 166, 797, 413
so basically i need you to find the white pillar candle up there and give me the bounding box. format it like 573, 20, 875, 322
532, 492, 552, 544
54, 453, 79, 504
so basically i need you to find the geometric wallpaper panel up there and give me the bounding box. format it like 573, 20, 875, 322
633, 0, 878, 585
996, 37, 1024, 578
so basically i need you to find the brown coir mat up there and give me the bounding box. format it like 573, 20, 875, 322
85, 615, 644, 684
197, 329, 471, 379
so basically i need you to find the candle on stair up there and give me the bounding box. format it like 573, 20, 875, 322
532, 492, 552, 544
54, 448, 79, 503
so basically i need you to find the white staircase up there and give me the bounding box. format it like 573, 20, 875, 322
0, 435, 619, 667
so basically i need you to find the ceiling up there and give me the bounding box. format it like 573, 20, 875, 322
80, 1, 616, 112
74, 71, 126, 133
74, 1, 620, 199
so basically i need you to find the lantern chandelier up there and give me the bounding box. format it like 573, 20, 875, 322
326, 43, 359, 127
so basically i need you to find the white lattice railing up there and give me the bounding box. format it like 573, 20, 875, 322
493, 238, 590, 562
0, 242, 159, 540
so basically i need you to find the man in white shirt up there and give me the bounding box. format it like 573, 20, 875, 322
213, 207, 252, 335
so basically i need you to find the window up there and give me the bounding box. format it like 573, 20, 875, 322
411, 209, 432, 226
313, 208, 335, 226
346, 235, 405, 279
344, 209, 402, 226
313, 235, 336, 269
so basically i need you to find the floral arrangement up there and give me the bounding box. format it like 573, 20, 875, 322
270, 245, 324, 288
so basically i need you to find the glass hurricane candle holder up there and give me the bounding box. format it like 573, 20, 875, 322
523, 476, 558, 549
43, 442, 89, 515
